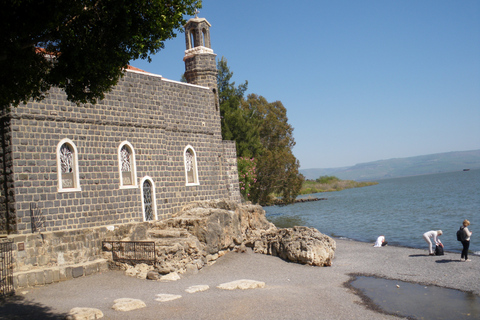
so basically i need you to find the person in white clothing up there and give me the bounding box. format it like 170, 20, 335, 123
374, 235, 387, 247
423, 230, 443, 255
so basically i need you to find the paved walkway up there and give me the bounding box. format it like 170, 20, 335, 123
2, 239, 478, 319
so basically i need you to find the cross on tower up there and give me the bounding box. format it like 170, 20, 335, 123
194, 9, 199, 18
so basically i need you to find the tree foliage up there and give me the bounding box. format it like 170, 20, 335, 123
244, 95, 304, 204
217, 57, 261, 156
217, 58, 304, 205
1, 0, 201, 109
237, 157, 257, 200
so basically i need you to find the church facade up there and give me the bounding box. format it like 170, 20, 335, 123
0, 17, 241, 237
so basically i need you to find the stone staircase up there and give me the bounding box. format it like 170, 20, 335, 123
146, 222, 207, 274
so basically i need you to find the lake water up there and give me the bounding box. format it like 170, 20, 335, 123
265, 169, 479, 255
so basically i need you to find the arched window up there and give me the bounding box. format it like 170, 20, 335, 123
189, 29, 195, 49
140, 176, 157, 221
118, 141, 138, 189
202, 28, 207, 46
56, 138, 81, 192
184, 145, 199, 186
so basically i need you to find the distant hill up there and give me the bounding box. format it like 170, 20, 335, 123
300, 149, 480, 181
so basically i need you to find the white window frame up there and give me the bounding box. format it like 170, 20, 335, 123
118, 141, 138, 189
140, 176, 158, 221
56, 138, 81, 192
184, 145, 200, 186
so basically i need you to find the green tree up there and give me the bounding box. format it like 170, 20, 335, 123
1, 0, 201, 109
216, 59, 304, 205
217, 57, 262, 157
237, 157, 257, 201
244, 95, 304, 205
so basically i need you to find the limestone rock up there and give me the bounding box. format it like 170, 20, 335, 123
124, 263, 153, 279
135, 263, 152, 279
66, 307, 103, 320
160, 272, 181, 282
185, 285, 210, 293
185, 263, 199, 275
124, 265, 137, 277
146, 270, 161, 280
111, 298, 146, 312
106, 200, 336, 278
257, 226, 336, 267
217, 279, 265, 290
206, 253, 218, 262
155, 294, 182, 302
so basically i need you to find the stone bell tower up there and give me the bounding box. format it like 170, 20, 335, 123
183, 15, 218, 91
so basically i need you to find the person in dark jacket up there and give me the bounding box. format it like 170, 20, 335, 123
460, 219, 473, 262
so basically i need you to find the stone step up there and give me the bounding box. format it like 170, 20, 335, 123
153, 217, 203, 229
148, 229, 189, 239
152, 238, 187, 247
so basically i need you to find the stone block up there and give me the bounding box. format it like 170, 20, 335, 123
44, 270, 54, 284
84, 263, 97, 276
72, 266, 84, 278
27, 272, 37, 287
15, 274, 28, 289
35, 271, 45, 286
14, 235, 27, 243
61, 267, 73, 280
99, 260, 109, 273
52, 268, 60, 282
38, 254, 50, 266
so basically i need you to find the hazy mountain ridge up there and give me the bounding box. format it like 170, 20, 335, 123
300, 149, 480, 181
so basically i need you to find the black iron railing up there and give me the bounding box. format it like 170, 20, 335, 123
0, 240, 14, 297
102, 241, 156, 264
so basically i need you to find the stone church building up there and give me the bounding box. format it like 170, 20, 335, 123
0, 17, 241, 283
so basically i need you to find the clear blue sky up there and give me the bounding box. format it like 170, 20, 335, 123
131, 0, 480, 169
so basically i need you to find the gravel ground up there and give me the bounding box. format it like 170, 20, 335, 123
2, 239, 478, 320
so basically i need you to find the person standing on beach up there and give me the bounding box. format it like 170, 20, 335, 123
460, 219, 473, 262
423, 230, 443, 255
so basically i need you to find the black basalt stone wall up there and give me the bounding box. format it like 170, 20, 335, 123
0, 70, 240, 235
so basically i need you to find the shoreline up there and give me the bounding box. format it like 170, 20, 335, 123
6, 238, 479, 319
334, 236, 480, 256
333, 238, 479, 294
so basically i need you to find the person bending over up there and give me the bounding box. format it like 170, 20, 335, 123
374, 235, 388, 247
423, 230, 442, 255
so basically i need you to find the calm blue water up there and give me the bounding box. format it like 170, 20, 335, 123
265, 169, 480, 255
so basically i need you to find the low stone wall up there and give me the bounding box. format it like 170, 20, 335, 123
9, 222, 153, 273
13, 259, 109, 290
8, 220, 157, 289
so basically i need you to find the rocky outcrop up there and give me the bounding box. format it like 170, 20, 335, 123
272, 197, 327, 206
251, 226, 336, 266
107, 200, 335, 277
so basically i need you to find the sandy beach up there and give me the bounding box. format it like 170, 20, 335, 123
2, 239, 479, 320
